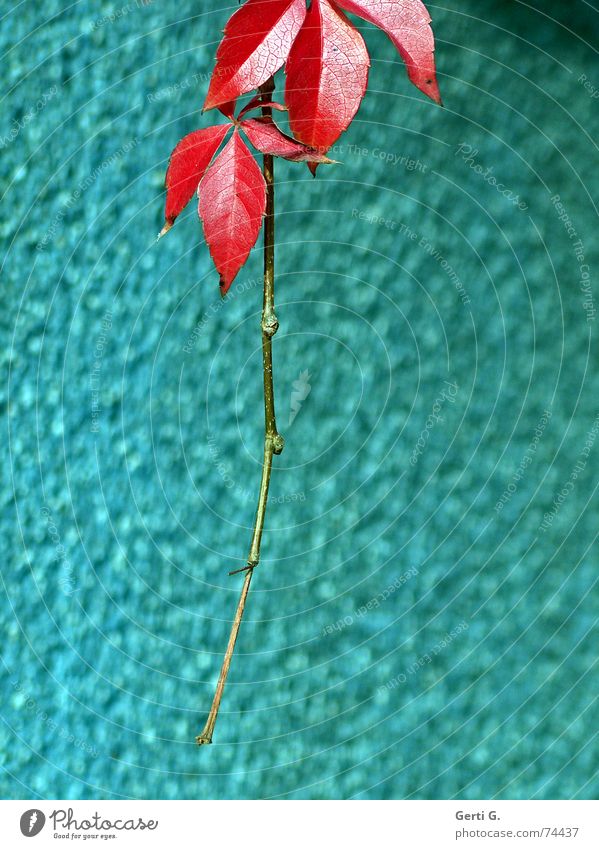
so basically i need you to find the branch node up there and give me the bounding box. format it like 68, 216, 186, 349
229, 563, 255, 576
272, 433, 285, 455
262, 310, 279, 338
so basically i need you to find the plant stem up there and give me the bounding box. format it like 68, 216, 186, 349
196, 77, 283, 746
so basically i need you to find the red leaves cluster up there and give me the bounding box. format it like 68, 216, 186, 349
161, 0, 441, 292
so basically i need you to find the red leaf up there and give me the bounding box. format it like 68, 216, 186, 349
204, 0, 307, 112
241, 117, 334, 163
163, 124, 230, 232
333, 0, 441, 103
285, 0, 370, 163
198, 131, 267, 293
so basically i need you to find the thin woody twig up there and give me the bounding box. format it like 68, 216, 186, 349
196, 77, 283, 746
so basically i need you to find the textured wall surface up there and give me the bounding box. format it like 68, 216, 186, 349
1, 1, 598, 799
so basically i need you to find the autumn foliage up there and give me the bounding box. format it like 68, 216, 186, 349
160, 0, 441, 293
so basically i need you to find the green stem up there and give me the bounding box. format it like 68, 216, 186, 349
196, 77, 283, 746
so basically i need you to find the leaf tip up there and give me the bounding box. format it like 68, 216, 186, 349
219, 276, 231, 297
424, 77, 443, 106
